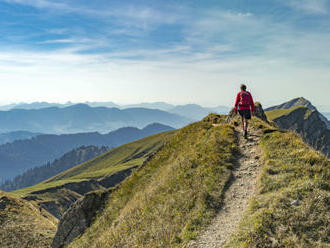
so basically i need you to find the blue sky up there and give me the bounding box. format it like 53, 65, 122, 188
0, 0, 329, 108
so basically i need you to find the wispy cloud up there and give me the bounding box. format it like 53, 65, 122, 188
287, 0, 329, 14
1, 0, 71, 11
0, 1, 329, 106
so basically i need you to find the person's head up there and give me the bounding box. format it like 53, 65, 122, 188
240, 84, 247, 91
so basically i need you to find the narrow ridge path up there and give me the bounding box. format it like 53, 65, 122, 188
189, 126, 262, 248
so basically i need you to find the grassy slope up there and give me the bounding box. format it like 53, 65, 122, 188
0, 190, 58, 248
68, 115, 238, 248
226, 129, 330, 247
12, 131, 174, 197
265, 106, 310, 121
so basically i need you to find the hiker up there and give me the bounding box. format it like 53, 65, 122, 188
234, 84, 255, 138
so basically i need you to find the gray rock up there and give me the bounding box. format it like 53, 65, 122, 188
51, 190, 110, 248
291, 200, 300, 206
254, 103, 268, 122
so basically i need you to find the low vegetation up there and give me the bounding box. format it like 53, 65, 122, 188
0, 190, 58, 248
226, 130, 330, 247
265, 105, 307, 121
12, 131, 173, 197
68, 115, 238, 248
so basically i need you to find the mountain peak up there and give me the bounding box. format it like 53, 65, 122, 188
265, 97, 316, 112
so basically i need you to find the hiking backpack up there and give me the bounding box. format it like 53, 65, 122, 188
239, 91, 250, 106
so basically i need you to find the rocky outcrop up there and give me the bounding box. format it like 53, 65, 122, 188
254, 102, 268, 122
51, 190, 110, 248
272, 107, 330, 158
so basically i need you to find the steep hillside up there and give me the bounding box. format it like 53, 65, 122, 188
0, 146, 109, 192
58, 115, 238, 248
12, 131, 175, 218
0, 104, 189, 134
0, 123, 174, 180
44, 111, 329, 248
225, 130, 329, 247
266, 97, 330, 129
0, 190, 58, 248
266, 106, 330, 157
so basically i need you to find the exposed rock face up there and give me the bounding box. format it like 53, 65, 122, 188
272, 107, 330, 158
254, 102, 268, 122
51, 190, 110, 248
266, 97, 330, 129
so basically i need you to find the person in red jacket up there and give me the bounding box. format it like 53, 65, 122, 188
234, 84, 255, 138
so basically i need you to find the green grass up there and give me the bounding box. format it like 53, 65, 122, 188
0, 190, 58, 248
225, 130, 330, 248
12, 131, 174, 197
265, 105, 309, 121
68, 114, 238, 248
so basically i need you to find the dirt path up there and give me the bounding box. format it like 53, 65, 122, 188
188, 126, 262, 248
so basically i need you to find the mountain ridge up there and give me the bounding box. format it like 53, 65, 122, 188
265, 97, 330, 129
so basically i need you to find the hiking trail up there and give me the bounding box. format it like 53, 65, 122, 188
188, 126, 263, 248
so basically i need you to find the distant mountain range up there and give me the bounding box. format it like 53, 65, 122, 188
0, 102, 230, 124
0, 104, 188, 134
0, 145, 109, 192
0, 131, 42, 145
0, 123, 174, 180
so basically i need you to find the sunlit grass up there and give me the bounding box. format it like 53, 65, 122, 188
68, 114, 239, 248
225, 130, 330, 247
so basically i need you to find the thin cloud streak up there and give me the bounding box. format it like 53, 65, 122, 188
287, 0, 329, 14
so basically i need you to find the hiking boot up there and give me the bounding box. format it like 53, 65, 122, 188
244, 130, 248, 139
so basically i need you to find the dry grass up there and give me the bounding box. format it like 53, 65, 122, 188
265, 106, 306, 121
68, 115, 238, 248
225, 129, 330, 248
0, 191, 58, 248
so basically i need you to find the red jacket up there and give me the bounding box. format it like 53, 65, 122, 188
234, 90, 255, 113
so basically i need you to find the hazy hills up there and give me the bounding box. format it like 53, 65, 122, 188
0, 123, 174, 180
0, 146, 109, 192
0, 104, 187, 134
0, 101, 230, 125
0, 131, 42, 144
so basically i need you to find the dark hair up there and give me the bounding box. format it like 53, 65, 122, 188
240, 84, 247, 91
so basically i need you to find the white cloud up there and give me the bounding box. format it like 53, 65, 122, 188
287, 0, 328, 14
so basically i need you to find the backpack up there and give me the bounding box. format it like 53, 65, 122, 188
239, 91, 250, 106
